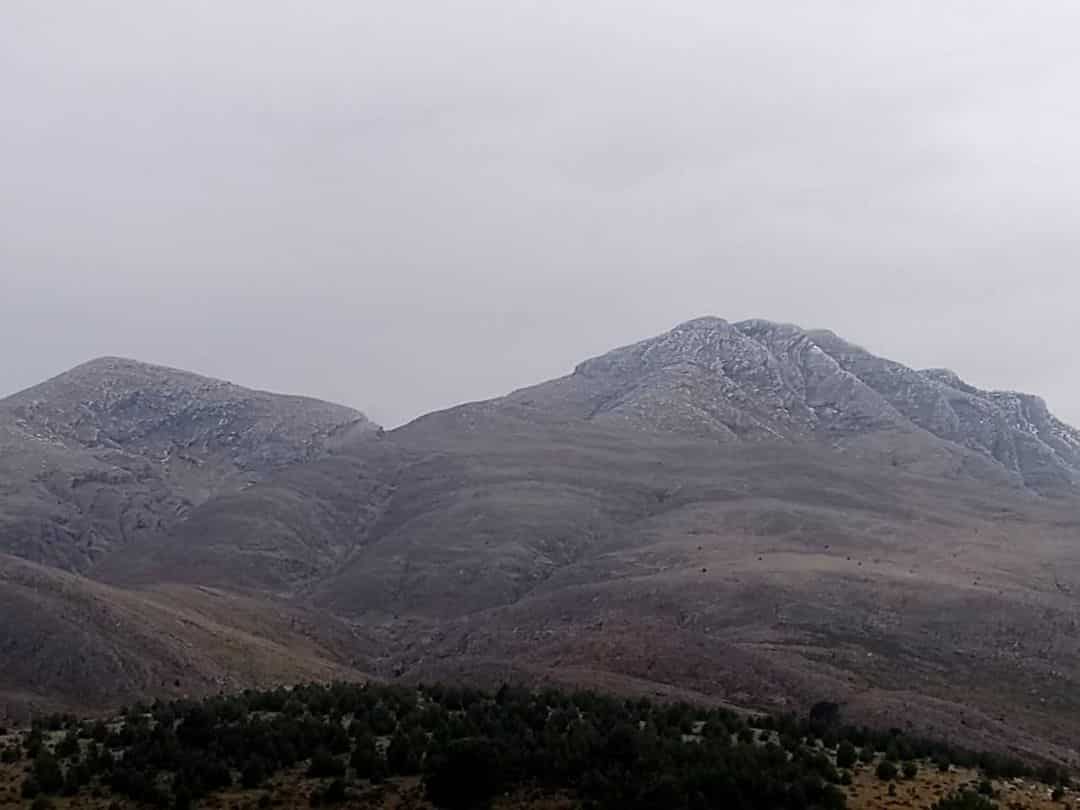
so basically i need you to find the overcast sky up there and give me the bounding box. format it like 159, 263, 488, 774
3, 2, 1079, 428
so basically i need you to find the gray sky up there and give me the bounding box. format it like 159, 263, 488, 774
3, 1, 1079, 429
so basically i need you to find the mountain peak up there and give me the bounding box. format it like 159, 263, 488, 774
0, 358, 377, 569
520, 317, 1080, 492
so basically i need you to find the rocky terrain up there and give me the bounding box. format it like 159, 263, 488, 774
0, 357, 374, 570
2, 318, 1079, 766
504, 317, 1080, 491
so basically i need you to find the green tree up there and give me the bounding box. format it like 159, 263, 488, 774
33, 752, 65, 795
836, 740, 858, 769
307, 750, 345, 779
425, 739, 500, 810
350, 734, 383, 779
876, 760, 898, 782
386, 730, 424, 775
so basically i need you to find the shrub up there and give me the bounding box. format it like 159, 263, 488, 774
33, 753, 65, 795
836, 741, 858, 769
242, 757, 268, 789
307, 751, 345, 779
21, 777, 41, 799
425, 739, 500, 810
322, 779, 347, 804
903, 761, 919, 780
877, 760, 898, 781
350, 735, 383, 779
933, 790, 997, 810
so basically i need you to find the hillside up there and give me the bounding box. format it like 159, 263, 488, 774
0, 357, 375, 570
502, 318, 1080, 491
2, 320, 1080, 765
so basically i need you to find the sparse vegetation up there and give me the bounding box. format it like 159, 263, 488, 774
0, 683, 1069, 810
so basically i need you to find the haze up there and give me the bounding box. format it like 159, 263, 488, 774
3, 2, 1079, 428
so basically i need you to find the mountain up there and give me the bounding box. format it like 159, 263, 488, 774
0, 357, 376, 570
502, 317, 1080, 491
3, 322, 1080, 764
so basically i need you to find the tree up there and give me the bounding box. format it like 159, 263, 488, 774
315, 779, 348, 805
350, 734, 384, 780
307, 750, 345, 779
386, 730, 424, 775
56, 730, 80, 760
242, 757, 268, 789
903, 761, 919, 780
836, 741, 858, 769
877, 760, 898, 781
425, 739, 500, 810
33, 752, 65, 795
809, 702, 841, 735
21, 777, 41, 800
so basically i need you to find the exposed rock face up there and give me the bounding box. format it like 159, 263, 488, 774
504, 317, 1080, 492
0, 357, 375, 569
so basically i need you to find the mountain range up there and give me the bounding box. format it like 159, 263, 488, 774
2, 318, 1079, 765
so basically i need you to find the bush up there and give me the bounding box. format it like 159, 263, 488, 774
386, 730, 424, 775
56, 731, 80, 760
350, 735, 384, 780
21, 777, 41, 799
903, 761, 919, 780
877, 760, 899, 781
836, 741, 858, 769
322, 779, 347, 804
307, 751, 345, 779
242, 757, 268, 789
425, 739, 501, 810
933, 790, 997, 810
33, 753, 65, 794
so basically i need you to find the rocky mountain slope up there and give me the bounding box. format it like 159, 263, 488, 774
3, 320, 1080, 764
0, 357, 375, 570
503, 317, 1080, 491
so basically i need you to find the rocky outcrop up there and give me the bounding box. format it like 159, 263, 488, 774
0, 357, 376, 569
504, 317, 1079, 492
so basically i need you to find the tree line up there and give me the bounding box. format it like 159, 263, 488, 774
1, 685, 1069, 809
